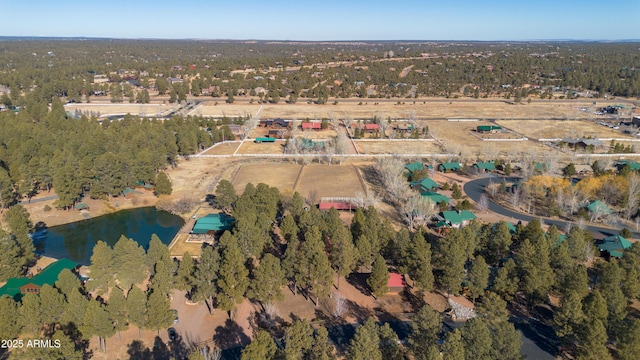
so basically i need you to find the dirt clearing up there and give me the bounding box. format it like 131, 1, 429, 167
356, 140, 442, 154
496, 119, 636, 140
296, 164, 366, 199
232, 163, 301, 194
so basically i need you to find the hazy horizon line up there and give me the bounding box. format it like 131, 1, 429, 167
1, 36, 639, 43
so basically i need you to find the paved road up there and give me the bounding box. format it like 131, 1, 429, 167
463, 175, 638, 238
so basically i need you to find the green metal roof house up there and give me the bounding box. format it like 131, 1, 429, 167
586, 200, 612, 215
191, 213, 235, 234
438, 162, 462, 173
0, 259, 78, 301
405, 161, 425, 174
438, 210, 476, 228
476, 125, 502, 133
411, 177, 438, 192
473, 161, 496, 172
421, 191, 450, 204
598, 235, 632, 258
74, 203, 89, 210
615, 160, 640, 172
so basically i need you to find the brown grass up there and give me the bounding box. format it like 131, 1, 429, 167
201, 142, 241, 155
296, 164, 365, 199
195, 98, 623, 121
355, 140, 442, 154
232, 163, 301, 194
64, 103, 179, 116
236, 140, 285, 154
496, 120, 636, 139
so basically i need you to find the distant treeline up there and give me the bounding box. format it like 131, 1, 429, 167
0, 99, 246, 209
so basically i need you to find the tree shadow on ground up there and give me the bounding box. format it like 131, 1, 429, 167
508, 298, 560, 357
400, 288, 426, 312
126, 340, 152, 360
214, 318, 251, 350
346, 273, 371, 296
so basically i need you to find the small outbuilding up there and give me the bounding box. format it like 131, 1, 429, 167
405, 161, 425, 174
387, 273, 406, 294
421, 192, 450, 205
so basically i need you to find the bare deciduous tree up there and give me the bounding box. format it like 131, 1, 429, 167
478, 193, 490, 212
510, 187, 521, 210
626, 173, 640, 219
331, 292, 348, 319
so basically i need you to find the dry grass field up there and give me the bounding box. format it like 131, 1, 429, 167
200, 142, 241, 155
232, 163, 302, 193
194, 98, 624, 121
355, 140, 442, 154
496, 120, 636, 139
427, 120, 551, 156
64, 103, 179, 117
236, 140, 285, 154
295, 164, 366, 199
191, 102, 261, 117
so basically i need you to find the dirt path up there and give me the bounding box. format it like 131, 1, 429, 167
399, 65, 414, 78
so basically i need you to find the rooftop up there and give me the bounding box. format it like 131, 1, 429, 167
191, 213, 235, 234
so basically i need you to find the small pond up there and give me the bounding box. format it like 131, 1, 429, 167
32, 207, 184, 265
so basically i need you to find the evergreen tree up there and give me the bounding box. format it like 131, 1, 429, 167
127, 286, 148, 337
516, 237, 554, 303
87, 240, 114, 294
461, 318, 493, 360
554, 291, 585, 342
146, 286, 174, 335
310, 326, 334, 360
4, 205, 35, 266
442, 329, 465, 360
486, 221, 512, 265
217, 233, 249, 312
289, 192, 305, 220
107, 286, 129, 339
0, 296, 22, 340
436, 229, 467, 296
280, 215, 299, 243
61, 289, 89, 327
367, 254, 389, 298
467, 255, 490, 303
299, 227, 333, 304
618, 318, 640, 360
0, 228, 26, 281
577, 319, 611, 360
154, 171, 172, 195
451, 183, 462, 199
215, 179, 237, 212
283, 320, 314, 360
249, 253, 286, 306
177, 251, 195, 292
405, 231, 434, 291
54, 268, 82, 297
491, 258, 519, 301
82, 299, 115, 352
241, 330, 277, 360
378, 323, 402, 360
348, 318, 382, 360
191, 245, 220, 314
38, 284, 66, 332
408, 304, 442, 358
112, 236, 148, 294
20, 293, 43, 335
327, 225, 357, 290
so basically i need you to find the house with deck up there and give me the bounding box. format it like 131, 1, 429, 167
0, 259, 78, 301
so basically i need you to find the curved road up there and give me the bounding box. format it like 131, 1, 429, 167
463, 175, 639, 238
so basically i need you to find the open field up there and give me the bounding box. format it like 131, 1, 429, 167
427, 120, 551, 156
496, 120, 637, 139
231, 163, 301, 193
64, 103, 180, 117
235, 140, 285, 154
296, 164, 366, 199
355, 140, 442, 154
190, 102, 260, 117
201, 142, 241, 155
195, 98, 629, 121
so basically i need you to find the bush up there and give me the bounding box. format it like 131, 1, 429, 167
43, 205, 52, 212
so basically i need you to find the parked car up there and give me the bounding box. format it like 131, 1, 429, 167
173, 309, 179, 324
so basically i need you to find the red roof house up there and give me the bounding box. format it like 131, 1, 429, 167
301, 122, 321, 130
387, 273, 406, 294
364, 123, 380, 131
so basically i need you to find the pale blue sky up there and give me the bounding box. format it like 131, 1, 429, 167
3, 0, 639, 40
